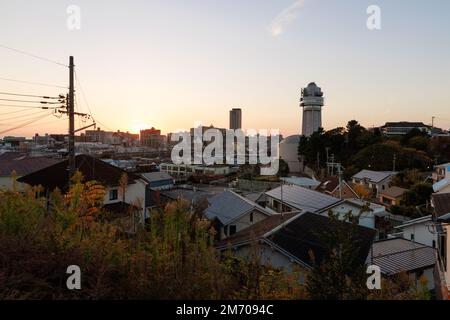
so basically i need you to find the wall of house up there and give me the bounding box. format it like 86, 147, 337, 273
401, 223, 437, 248
323, 202, 375, 229
103, 179, 147, 221
436, 184, 450, 194
0, 176, 27, 191
221, 209, 269, 239
233, 243, 307, 282
330, 184, 358, 199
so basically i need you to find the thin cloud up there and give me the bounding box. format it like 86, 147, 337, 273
267, 0, 306, 37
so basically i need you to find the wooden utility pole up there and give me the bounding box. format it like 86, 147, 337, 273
68, 56, 75, 180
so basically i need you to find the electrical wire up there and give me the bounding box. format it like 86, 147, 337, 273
0, 112, 53, 135
0, 98, 61, 104
0, 91, 62, 99
0, 76, 67, 89
0, 43, 68, 67
0, 103, 64, 109
0, 109, 49, 123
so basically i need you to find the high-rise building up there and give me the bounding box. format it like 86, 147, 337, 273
140, 127, 164, 148
300, 82, 324, 137
229, 108, 242, 130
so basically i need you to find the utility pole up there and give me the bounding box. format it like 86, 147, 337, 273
393, 153, 397, 172
68, 56, 75, 180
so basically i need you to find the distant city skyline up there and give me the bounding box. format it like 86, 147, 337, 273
1, 0, 449, 138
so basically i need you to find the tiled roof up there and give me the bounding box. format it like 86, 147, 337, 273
281, 177, 321, 188
0, 152, 60, 177
17, 154, 139, 190
205, 190, 271, 225
141, 171, 174, 182
369, 238, 436, 275
265, 184, 341, 212
218, 212, 376, 268
433, 193, 450, 217
379, 186, 408, 199
216, 212, 299, 248
352, 170, 395, 183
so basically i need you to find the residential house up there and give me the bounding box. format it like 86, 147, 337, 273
17, 154, 147, 221
315, 176, 359, 199
0, 152, 60, 191
381, 122, 431, 137
261, 184, 383, 229
205, 190, 273, 240
352, 170, 396, 196
394, 215, 437, 248
378, 186, 408, 207
216, 211, 375, 278
368, 238, 436, 290
141, 171, 174, 190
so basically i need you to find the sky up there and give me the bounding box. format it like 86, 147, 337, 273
0, 0, 449, 138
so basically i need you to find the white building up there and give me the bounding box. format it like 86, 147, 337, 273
352, 170, 396, 196
394, 215, 437, 248
300, 82, 324, 137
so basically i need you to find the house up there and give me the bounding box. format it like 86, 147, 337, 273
262, 184, 342, 214
0, 152, 60, 191
381, 122, 431, 137
205, 190, 273, 240
378, 186, 408, 206
368, 238, 436, 290
216, 211, 376, 277
261, 184, 383, 230
17, 154, 147, 221
145, 186, 217, 212
432, 162, 450, 183
432, 193, 450, 218
280, 177, 320, 190
315, 176, 359, 199
141, 171, 174, 190
352, 170, 396, 196
394, 215, 437, 248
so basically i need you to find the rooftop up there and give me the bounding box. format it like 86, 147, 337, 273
379, 186, 408, 199
352, 170, 396, 183
369, 238, 436, 275
0, 152, 60, 177
265, 184, 341, 212
218, 211, 375, 268
17, 154, 139, 190
205, 190, 271, 225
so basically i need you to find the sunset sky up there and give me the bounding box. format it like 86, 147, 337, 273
1, 0, 449, 138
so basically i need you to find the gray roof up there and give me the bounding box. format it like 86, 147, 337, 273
141, 171, 173, 182
352, 170, 395, 183
265, 184, 341, 212
281, 177, 321, 188
205, 190, 271, 225
369, 238, 436, 275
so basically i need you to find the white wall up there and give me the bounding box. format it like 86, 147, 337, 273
322, 202, 375, 229
221, 209, 268, 239
401, 222, 437, 248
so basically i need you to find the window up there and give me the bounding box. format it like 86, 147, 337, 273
432, 240, 436, 248
250, 212, 254, 223
229, 225, 237, 235
410, 234, 415, 242
223, 225, 228, 236
109, 189, 118, 201
382, 185, 385, 190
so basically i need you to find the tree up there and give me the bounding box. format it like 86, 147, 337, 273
402, 183, 433, 207
277, 158, 290, 177
306, 211, 373, 300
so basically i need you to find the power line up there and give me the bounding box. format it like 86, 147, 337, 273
0, 98, 62, 104
0, 91, 62, 99
0, 103, 64, 109
0, 76, 67, 89
0, 43, 68, 67
0, 112, 53, 135
0, 109, 49, 123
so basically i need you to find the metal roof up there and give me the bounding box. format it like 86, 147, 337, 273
352, 170, 396, 183
281, 177, 321, 188
141, 171, 174, 183
265, 184, 341, 212
369, 238, 436, 275
205, 190, 271, 225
